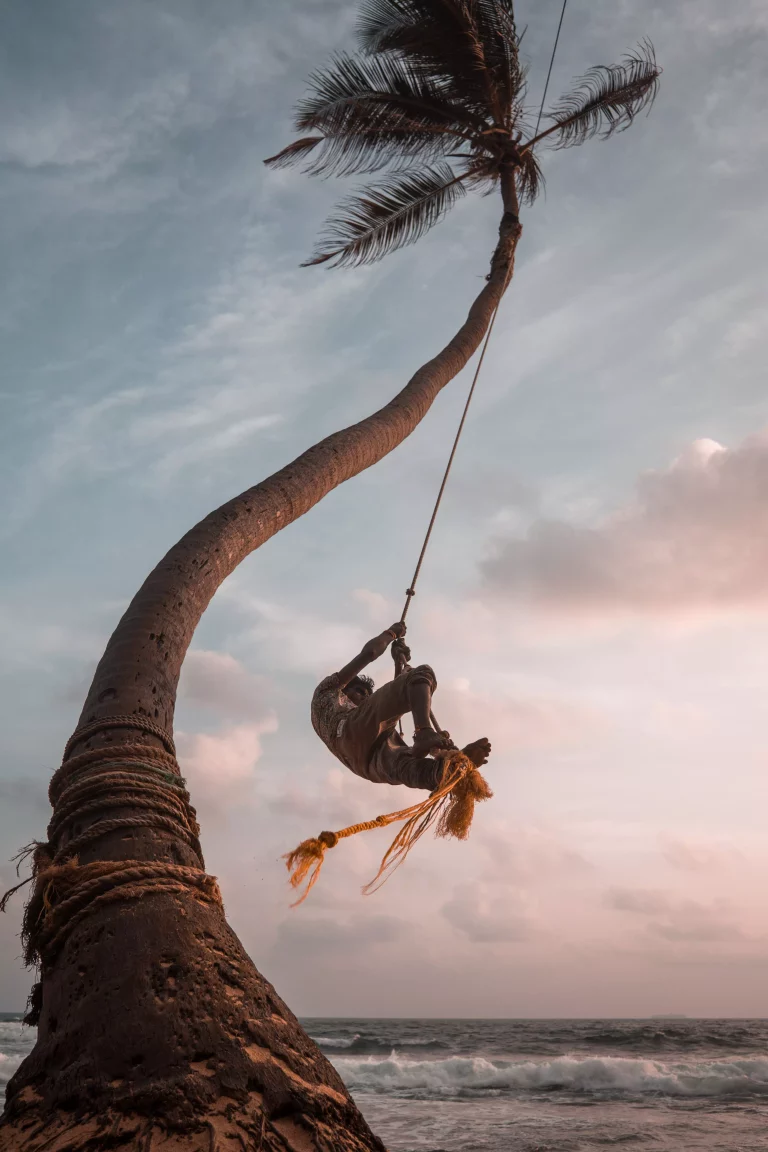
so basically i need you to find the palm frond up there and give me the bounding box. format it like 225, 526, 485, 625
514, 148, 543, 204
356, 0, 525, 125
282, 50, 484, 176
471, 0, 525, 126
541, 40, 660, 149
296, 51, 484, 135
302, 163, 468, 267
264, 136, 324, 169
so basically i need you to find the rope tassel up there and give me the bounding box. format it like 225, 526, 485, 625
284, 751, 492, 905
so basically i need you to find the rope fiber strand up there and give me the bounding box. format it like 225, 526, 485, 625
1, 735, 221, 1024
284, 749, 492, 905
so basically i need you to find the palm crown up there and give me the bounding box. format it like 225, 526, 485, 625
266, 0, 660, 268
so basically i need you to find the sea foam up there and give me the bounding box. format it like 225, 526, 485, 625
0, 1052, 23, 1090
332, 1051, 768, 1099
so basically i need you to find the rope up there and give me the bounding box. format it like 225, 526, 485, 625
19, 855, 222, 968
399, 299, 504, 624
1, 740, 217, 1008
284, 749, 492, 905
63, 714, 176, 761
398, 0, 569, 624
50, 742, 180, 804
534, 0, 569, 137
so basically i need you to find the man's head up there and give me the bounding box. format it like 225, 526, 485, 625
345, 675, 374, 705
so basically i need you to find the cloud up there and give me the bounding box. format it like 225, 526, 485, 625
482, 432, 768, 616
179, 649, 272, 721
220, 586, 367, 676
439, 680, 598, 752
0, 778, 48, 815
605, 887, 745, 943
272, 914, 408, 959
607, 888, 671, 916
176, 719, 277, 814
478, 823, 591, 884
660, 835, 742, 873
265, 767, 371, 832
441, 882, 535, 943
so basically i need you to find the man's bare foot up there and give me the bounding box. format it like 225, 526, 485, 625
462, 737, 491, 767
412, 728, 451, 757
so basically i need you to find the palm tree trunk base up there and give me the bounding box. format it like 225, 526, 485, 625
0, 893, 383, 1152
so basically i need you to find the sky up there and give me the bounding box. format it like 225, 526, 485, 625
2, 0, 768, 1018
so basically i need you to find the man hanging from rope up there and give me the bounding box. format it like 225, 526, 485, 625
311, 622, 491, 792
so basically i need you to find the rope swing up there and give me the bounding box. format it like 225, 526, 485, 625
286, 3, 572, 904
285, 282, 506, 904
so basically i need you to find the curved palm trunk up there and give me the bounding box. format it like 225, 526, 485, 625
0, 202, 521, 1152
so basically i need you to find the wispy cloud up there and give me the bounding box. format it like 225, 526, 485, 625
442, 882, 535, 944
605, 887, 748, 944
482, 431, 768, 616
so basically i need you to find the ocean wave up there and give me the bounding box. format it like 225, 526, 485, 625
572, 1023, 767, 1053
332, 1051, 768, 1100
0, 1052, 23, 1089
0, 1022, 27, 1047
311, 1034, 361, 1050
311, 1033, 450, 1056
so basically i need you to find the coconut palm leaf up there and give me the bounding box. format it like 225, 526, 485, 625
296, 51, 485, 136
514, 147, 543, 205
356, 0, 522, 120
535, 41, 660, 150
264, 136, 324, 168
302, 163, 468, 267
275, 51, 484, 177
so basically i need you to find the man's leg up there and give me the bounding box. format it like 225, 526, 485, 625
338, 665, 440, 779
407, 670, 451, 757
368, 732, 442, 791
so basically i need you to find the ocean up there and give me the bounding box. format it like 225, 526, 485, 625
3, 1015, 768, 1149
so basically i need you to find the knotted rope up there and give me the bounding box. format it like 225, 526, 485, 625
12, 851, 221, 968
62, 713, 176, 760
284, 749, 492, 905
1, 720, 222, 1012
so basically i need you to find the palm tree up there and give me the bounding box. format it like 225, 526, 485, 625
0, 3, 659, 1149
266, 3, 658, 268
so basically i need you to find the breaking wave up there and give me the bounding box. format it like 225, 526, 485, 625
332, 1051, 768, 1100
0, 1021, 24, 1045
0, 1052, 23, 1090
311, 1032, 449, 1056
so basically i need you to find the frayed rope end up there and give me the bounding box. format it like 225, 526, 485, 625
436, 762, 493, 841
285, 751, 492, 905
283, 830, 339, 906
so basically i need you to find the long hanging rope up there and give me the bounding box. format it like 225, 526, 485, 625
399, 0, 570, 625
535, 0, 569, 137
399, 294, 505, 625
396, 282, 508, 736
286, 6, 572, 905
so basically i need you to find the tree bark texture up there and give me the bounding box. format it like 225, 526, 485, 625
0, 207, 522, 1151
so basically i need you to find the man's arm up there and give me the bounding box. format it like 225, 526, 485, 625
336, 622, 406, 688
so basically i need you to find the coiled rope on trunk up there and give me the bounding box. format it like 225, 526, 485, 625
285, 749, 492, 905
1, 720, 222, 1011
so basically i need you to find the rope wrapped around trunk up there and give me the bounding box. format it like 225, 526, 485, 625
14, 852, 222, 968
1, 731, 222, 1018
284, 749, 492, 905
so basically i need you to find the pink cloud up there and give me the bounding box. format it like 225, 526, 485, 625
435, 681, 598, 752
441, 882, 535, 943
478, 822, 592, 884
660, 835, 743, 873
605, 887, 747, 943
179, 649, 272, 720
482, 431, 768, 614
176, 718, 277, 814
